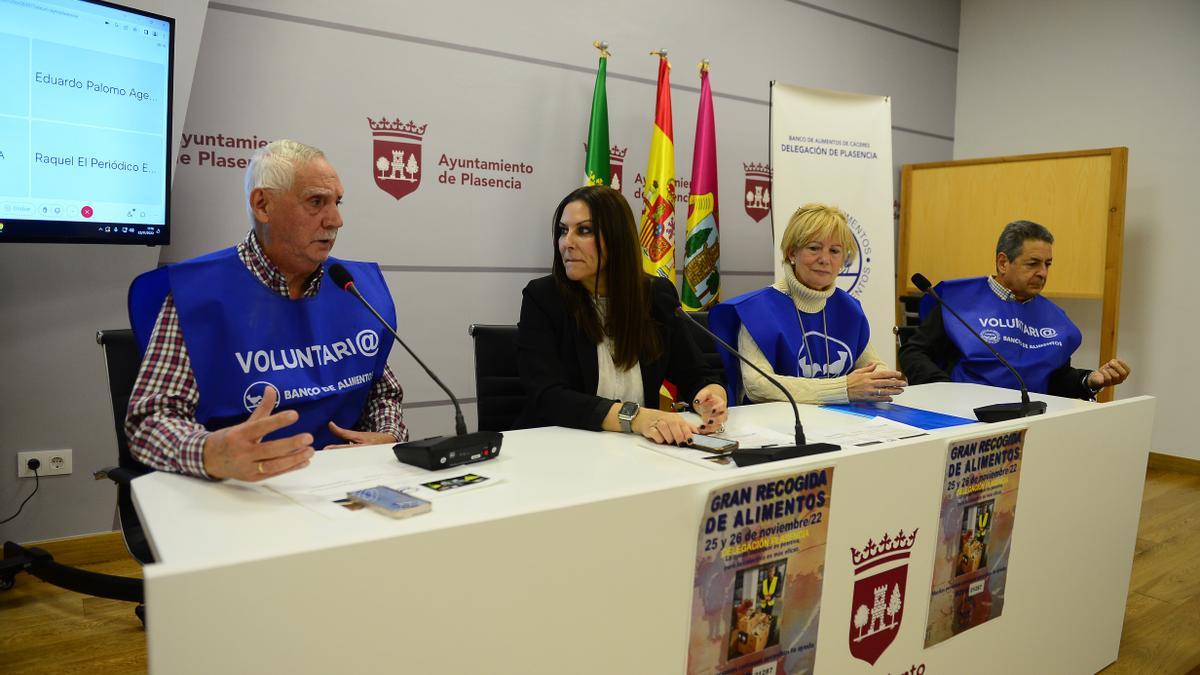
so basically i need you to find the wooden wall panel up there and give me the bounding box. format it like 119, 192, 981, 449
897, 148, 1128, 402
900, 152, 1115, 298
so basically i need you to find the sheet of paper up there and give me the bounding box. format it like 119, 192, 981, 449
263, 463, 500, 519
640, 440, 740, 471
638, 425, 795, 471
717, 424, 795, 449
808, 416, 929, 447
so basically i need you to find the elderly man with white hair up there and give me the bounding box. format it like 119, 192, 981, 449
126, 140, 406, 481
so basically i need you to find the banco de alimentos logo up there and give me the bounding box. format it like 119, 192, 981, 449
242, 381, 280, 413
836, 210, 873, 297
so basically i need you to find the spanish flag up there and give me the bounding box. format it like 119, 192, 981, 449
682, 62, 720, 311
638, 52, 676, 282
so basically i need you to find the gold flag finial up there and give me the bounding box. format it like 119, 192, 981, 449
650, 48, 668, 58
698, 59, 710, 73
593, 40, 610, 58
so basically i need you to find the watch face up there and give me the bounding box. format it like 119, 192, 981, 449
618, 401, 639, 433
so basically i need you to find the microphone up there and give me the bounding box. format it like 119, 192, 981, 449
330, 263, 501, 470
674, 307, 838, 466
910, 273, 1046, 423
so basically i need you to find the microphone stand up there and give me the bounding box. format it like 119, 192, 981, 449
675, 308, 839, 466
911, 274, 1047, 423
334, 268, 502, 469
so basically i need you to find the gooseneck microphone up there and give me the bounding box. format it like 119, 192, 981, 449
674, 307, 838, 465
330, 264, 501, 469
910, 273, 1047, 423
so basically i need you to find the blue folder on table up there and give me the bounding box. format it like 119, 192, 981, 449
821, 402, 975, 430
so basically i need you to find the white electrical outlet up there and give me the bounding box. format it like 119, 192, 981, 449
17, 449, 73, 478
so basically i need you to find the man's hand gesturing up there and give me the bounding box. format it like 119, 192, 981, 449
202, 386, 315, 481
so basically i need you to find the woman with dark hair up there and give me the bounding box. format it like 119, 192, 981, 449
515, 185, 727, 445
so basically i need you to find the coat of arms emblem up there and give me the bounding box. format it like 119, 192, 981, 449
743, 162, 772, 222
607, 145, 627, 192
848, 529, 918, 665
369, 117, 426, 201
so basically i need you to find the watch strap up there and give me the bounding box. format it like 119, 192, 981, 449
617, 401, 639, 433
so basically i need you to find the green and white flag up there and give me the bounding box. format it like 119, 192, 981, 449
584, 42, 611, 186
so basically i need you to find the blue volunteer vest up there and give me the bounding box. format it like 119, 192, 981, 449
709, 286, 870, 403
918, 277, 1081, 394
127, 248, 395, 449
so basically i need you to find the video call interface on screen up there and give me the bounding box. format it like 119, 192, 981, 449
0, 0, 173, 245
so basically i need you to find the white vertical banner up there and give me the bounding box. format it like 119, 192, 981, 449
770, 82, 896, 364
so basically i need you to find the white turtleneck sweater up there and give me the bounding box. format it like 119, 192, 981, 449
735, 273, 886, 404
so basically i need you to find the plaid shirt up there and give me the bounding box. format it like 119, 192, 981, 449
987, 275, 1097, 395
987, 275, 1025, 303
125, 231, 407, 478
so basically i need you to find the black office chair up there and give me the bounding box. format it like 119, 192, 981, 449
894, 325, 919, 348
894, 294, 925, 350
899, 294, 923, 327
468, 324, 525, 433
0, 329, 150, 623
94, 329, 155, 565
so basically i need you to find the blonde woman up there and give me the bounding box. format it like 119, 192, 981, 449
709, 203, 905, 404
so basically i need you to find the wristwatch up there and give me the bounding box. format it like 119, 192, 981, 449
617, 401, 640, 434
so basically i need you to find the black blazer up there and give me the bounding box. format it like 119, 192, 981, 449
515, 275, 722, 430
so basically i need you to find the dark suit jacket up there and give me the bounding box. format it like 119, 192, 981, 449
515, 275, 722, 430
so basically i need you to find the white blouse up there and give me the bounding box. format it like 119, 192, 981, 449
592, 298, 644, 404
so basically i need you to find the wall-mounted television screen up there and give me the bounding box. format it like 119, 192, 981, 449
0, 0, 173, 245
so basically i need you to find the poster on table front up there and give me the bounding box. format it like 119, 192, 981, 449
686, 467, 834, 675
925, 429, 1026, 647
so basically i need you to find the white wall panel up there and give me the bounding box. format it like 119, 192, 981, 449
954, 0, 1198, 457
1, 0, 958, 540
0, 0, 209, 543
165, 0, 960, 426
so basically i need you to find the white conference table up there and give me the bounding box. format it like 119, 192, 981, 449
133, 383, 1155, 674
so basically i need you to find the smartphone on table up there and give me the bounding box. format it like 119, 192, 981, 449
347, 485, 432, 519
686, 434, 738, 453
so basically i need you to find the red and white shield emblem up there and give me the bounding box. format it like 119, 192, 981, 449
743, 162, 772, 222
848, 529, 918, 665
610, 145, 627, 193
369, 117, 427, 201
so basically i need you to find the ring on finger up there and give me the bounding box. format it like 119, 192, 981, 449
256, 461, 265, 474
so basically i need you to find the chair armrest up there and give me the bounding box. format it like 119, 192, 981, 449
94, 465, 152, 485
